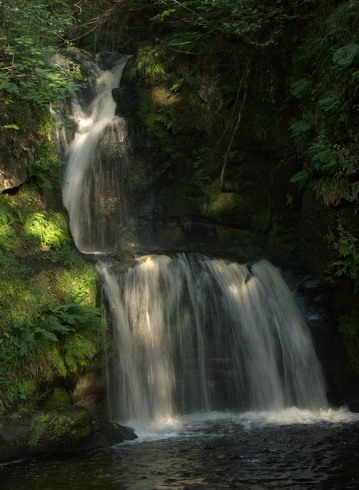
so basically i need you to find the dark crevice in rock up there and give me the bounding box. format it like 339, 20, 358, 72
1, 183, 23, 195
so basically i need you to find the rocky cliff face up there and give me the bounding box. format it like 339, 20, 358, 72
114, 53, 301, 265
0, 105, 36, 192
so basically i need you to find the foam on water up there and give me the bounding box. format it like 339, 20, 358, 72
121, 407, 359, 445
235, 406, 359, 427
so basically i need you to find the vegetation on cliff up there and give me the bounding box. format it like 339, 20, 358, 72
0, 150, 103, 416
0, 2, 104, 425
288, 1, 359, 373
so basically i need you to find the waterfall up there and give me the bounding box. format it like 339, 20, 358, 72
98, 254, 328, 423
62, 54, 130, 253
60, 53, 329, 426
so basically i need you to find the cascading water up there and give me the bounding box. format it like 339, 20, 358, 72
62, 54, 130, 253
61, 53, 330, 428
98, 254, 328, 424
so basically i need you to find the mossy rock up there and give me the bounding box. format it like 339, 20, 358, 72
217, 227, 261, 246
44, 388, 72, 411
207, 192, 261, 228
28, 406, 93, 450
0, 406, 93, 463
251, 209, 271, 233
267, 221, 299, 257
158, 185, 202, 218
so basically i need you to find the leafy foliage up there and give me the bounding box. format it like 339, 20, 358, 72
0, 197, 16, 252
151, 0, 308, 50
332, 237, 359, 291
21, 212, 69, 250
28, 134, 64, 189
0, 178, 101, 414
136, 45, 169, 82
2, 302, 101, 362
0, 300, 103, 410
0, 0, 80, 110
288, 0, 359, 294
290, 1, 359, 208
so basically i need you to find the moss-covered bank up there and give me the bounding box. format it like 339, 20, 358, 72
0, 104, 108, 461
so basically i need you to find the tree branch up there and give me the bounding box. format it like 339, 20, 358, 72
220, 64, 250, 191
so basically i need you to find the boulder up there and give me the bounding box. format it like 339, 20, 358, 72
0, 130, 34, 192
92, 421, 137, 446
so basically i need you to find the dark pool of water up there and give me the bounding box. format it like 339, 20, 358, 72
1, 414, 359, 489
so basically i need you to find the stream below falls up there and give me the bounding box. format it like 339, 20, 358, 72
2, 410, 359, 489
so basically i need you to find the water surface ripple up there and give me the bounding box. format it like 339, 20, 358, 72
2, 412, 359, 489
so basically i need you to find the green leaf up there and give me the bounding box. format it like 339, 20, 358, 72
333, 44, 359, 67
3, 124, 20, 130
290, 170, 310, 190
290, 78, 312, 98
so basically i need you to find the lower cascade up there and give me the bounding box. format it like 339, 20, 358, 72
98, 254, 328, 423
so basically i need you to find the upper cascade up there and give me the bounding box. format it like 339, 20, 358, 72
62, 53, 130, 253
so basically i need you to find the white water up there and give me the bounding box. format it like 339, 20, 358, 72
123, 407, 359, 444
98, 254, 330, 425
62, 55, 130, 253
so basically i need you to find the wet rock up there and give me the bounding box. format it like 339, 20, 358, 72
334, 374, 359, 412
110, 259, 138, 275
0, 407, 139, 465
92, 421, 137, 446
277, 266, 341, 405
97, 52, 123, 70
72, 369, 105, 418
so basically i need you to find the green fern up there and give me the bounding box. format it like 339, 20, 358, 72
22, 212, 69, 250
0, 300, 103, 409
290, 0, 359, 213
332, 238, 359, 289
